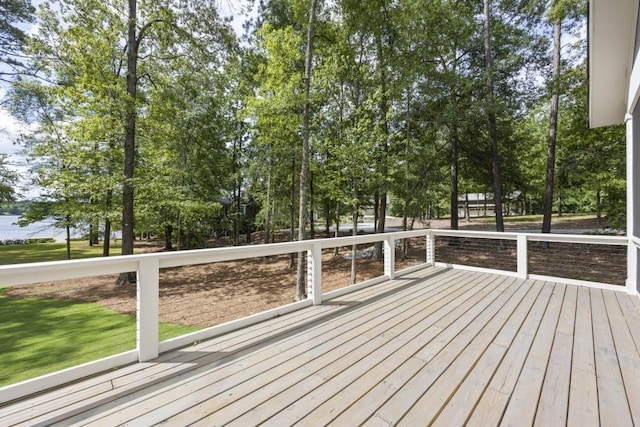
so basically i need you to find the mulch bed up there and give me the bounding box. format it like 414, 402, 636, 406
6, 217, 623, 328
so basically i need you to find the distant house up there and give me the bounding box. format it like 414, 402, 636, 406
457, 192, 523, 218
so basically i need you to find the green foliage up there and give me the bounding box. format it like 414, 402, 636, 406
0, 240, 120, 264
555, 62, 626, 227
9, 0, 238, 249
0, 154, 17, 203
2, 0, 626, 250
0, 0, 35, 81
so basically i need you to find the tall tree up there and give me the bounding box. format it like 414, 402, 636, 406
542, 19, 561, 233
246, 20, 303, 249
296, 0, 321, 300
118, 0, 139, 284
483, 0, 505, 232
12, 0, 235, 260
542, 0, 584, 232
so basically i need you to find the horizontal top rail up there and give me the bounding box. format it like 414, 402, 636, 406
0, 256, 141, 287
430, 229, 626, 245
0, 232, 418, 287
318, 229, 428, 249
522, 233, 627, 245
431, 230, 520, 240
0, 228, 628, 287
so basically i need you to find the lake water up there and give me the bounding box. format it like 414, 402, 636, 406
0, 215, 81, 242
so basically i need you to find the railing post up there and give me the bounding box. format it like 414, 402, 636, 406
517, 234, 528, 279
627, 238, 639, 295
137, 257, 159, 362
307, 242, 322, 305
384, 236, 395, 280
426, 231, 435, 265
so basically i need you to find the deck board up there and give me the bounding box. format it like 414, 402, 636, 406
72, 267, 464, 426
228, 271, 498, 425
368, 276, 522, 424
1, 266, 639, 426
293, 274, 510, 426
429, 281, 545, 426
603, 290, 640, 425
591, 288, 633, 426
91, 268, 469, 426
396, 277, 531, 424
567, 286, 599, 427
500, 283, 566, 426
467, 281, 555, 426
163, 270, 495, 426
298, 274, 513, 426
534, 284, 577, 427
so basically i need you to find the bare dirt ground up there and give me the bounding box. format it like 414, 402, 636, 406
6, 215, 620, 329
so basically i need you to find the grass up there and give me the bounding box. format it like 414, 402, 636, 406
0, 288, 201, 386
0, 240, 121, 265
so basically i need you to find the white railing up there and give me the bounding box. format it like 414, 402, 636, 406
430, 230, 628, 287
0, 228, 629, 404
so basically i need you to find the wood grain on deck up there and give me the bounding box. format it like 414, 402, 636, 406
1, 266, 639, 426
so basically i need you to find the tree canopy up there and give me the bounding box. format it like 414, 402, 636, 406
0, 0, 625, 265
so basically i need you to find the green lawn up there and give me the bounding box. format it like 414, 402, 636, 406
0, 240, 119, 265
0, 288, 201, 386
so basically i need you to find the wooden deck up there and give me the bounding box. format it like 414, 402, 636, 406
2, 266, 640, 426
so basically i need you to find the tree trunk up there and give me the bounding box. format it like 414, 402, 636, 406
103, 218, 111, 257
483, 0, 504, 232
176, 213, 182, 250
450, 129, 459, 230
309, 172, 315, 240
465, 192, 470, 222
164, 224, 173, 251
324, 199, 331, 235
374, 30, 389, 260
484, 193, 488, 216
596, 188, 602, 225
233, 130, 241, 246
89, 221, 99, 246
334, 204, 340, 256
557, 186, 564, 217
373, 190, 379, 232
264, 167, 271, 245
289, 155, 296, 270
65, 219, 71, 261
351, 184, 359, 285
296, 0, 321, 299
542, 20, 561, 234
117, 0, 138, 285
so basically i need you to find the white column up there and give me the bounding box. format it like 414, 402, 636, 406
626, 113, 639, 295
384, 236, 395, 280
517, 234, 528, 280
137, 257, 159, 362
307, 242, 322, 305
